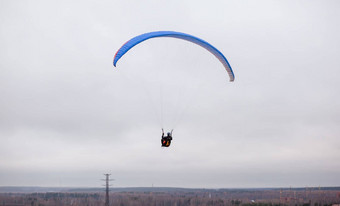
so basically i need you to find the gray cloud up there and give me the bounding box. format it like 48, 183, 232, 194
1, 0, 339, 188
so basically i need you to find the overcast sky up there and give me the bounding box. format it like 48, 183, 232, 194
1, 0, 339, 188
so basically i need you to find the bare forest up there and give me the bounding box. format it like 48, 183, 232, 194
1, 187, 340, 206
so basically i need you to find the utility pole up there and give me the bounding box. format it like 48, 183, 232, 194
102, 174, 113, 206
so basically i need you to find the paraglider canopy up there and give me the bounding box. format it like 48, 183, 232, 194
113, 31, 235, 82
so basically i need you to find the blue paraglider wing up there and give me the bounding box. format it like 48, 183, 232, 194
113, 31, 234, 82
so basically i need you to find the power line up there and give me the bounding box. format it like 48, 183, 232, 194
102, 174, 114, 206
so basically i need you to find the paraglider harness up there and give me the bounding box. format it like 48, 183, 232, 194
161, 129, 173, 147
